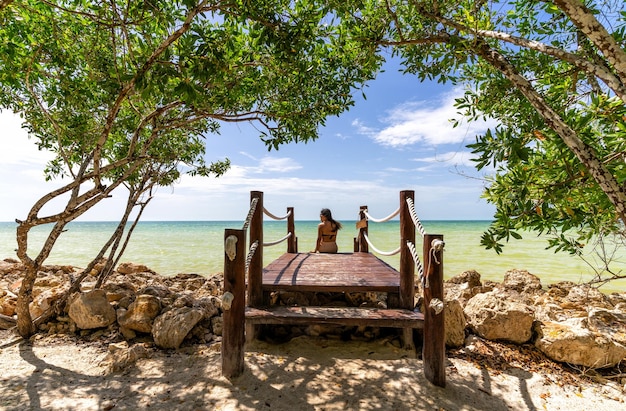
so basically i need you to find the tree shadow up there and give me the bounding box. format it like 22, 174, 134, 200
2, 335, 551, 411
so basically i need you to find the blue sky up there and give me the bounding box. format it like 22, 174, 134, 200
0, 58, 496, 222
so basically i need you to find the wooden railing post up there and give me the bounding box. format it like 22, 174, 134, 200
287, 206, 297, 253
422, 233, 446, 388
222, 229, 246, 379
399, 190, 416, 350
355, 205, 368, 253
249, 191, 264, 307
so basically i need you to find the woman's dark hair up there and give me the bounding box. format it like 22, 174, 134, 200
320, 208, 342, 231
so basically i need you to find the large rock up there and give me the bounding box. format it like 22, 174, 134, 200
444, 270, 491, 307
502, 269, 543, 294
29, 286, 67, 319
444, 299, 466, 348
464, 291, 534, 344
535, 318, 626, 369
68, 289, 117, 330
152, 306, 205, 349
587, 308, 626, 346
117, 294, 162, 333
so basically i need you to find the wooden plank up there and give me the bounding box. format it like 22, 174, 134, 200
246, 306, 424, 329
262, 253, 402, 292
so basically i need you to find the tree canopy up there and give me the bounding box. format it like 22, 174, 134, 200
0, 0, 382, 336
358, 0, 626, 282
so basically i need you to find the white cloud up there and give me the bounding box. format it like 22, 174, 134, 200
356, 88, 497, 148
257, 157, 302, 173
413, 151, 477, 167
0, 110, 55, 166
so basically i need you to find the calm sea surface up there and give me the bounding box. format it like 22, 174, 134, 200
1, 220, 624, 293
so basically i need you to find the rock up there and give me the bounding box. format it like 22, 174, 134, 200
29, 286, 66, 319
211, 315, 223, 336
502, 269, 543, 294
0, 292, 17, 316
138, 285, 173, 299
535, 318, 626, 369
102, 341, 150, 373
68, 290, 117, 330
447, 270, 482, 287
444, 270, 490, 306
444, 299, 466, 348
587, 308, 626, 346
195, 296, 220, 318
117, 294, 162, 333
464, 291, 534, 344
117, 262, 152, 275
102, 282, 136, 302
0, 313, 16, 329
152, 306, 204, 349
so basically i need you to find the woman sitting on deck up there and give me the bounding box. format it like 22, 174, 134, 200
314, 208, 342, 253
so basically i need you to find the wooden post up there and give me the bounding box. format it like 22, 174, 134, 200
287, 207, 297, 253
222, 229, 246, 379
399, 190, 416, 350
249, 191, 263, 307
356, 205, 368, 253
422, 233, 446, 388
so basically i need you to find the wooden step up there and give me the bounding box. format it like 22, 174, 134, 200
246, 306, 424, 329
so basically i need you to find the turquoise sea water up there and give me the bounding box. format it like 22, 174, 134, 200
1, 220, 624, 293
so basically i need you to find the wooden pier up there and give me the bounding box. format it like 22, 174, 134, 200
221, 190, 446, 388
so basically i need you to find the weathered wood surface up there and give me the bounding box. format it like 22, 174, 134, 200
262, 252, 402, 293
246, 306, 424, 328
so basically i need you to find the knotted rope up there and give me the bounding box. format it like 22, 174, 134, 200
245, 240, 259, 274
406, 197, 426, 238
242, 197, 259, 231
406, 240, 425, 284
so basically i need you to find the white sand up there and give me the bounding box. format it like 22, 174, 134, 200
1, 330, 623, 411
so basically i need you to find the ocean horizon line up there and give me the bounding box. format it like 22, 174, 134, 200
0, 219, 493, 224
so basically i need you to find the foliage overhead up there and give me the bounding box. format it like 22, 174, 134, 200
358, 0, 626, 268
0, 0, 383, 337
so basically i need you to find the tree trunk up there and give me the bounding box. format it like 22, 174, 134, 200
474, 40, 626, 226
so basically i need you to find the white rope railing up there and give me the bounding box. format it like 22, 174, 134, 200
407, 240, 425, 284
362, 232, 401, 256
405, 197, 426, 237
363, 207, 400, 223
263, 207, 292, 221
242, 197, 259, 231
245, 240, 259, 273
263, 231, 293, 247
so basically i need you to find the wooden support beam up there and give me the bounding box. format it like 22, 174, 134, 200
287, 206, 297, 253
399, 190, 416, 350
249, 191, 264, 307
222, 229, 246, 379
422, 233, 446, 388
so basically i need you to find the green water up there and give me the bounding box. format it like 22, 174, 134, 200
1, 220, 624, 293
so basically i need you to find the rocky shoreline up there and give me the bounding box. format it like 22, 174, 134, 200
1, 258, 625, 387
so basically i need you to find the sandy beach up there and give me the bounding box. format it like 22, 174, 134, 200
1, 328, 624, 411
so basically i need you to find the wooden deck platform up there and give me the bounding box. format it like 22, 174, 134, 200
261, 252, 404, 293
246, 252, 424, 329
